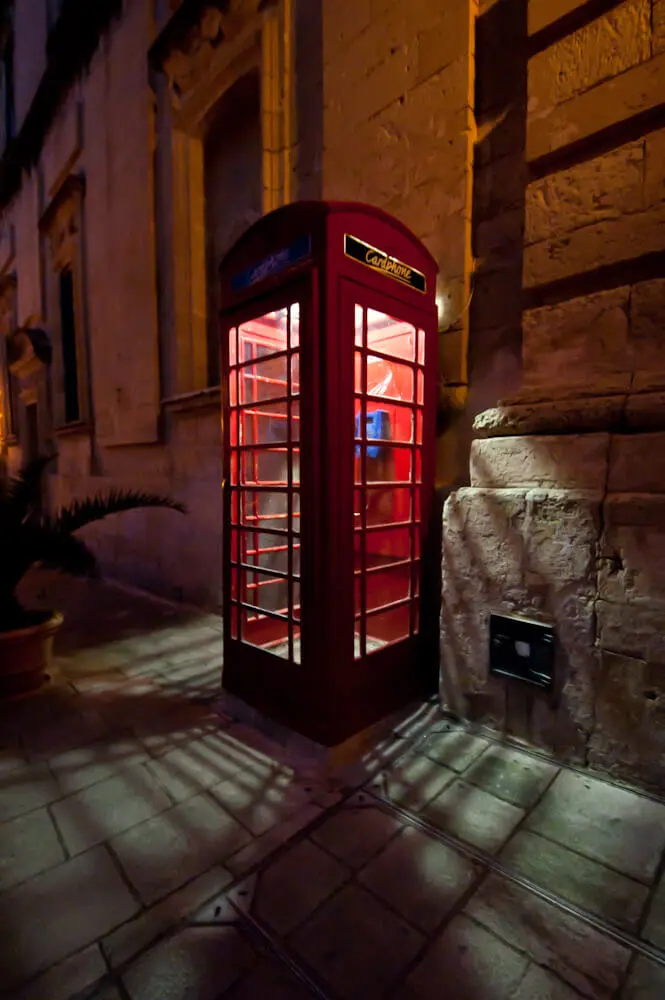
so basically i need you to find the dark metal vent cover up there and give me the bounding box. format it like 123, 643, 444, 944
489, 613, 555, 691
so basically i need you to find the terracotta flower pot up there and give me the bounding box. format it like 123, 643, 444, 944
0, 611, 64, 698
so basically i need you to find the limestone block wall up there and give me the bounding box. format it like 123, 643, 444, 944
320, 0, 480, 487
443, 0, 665, 790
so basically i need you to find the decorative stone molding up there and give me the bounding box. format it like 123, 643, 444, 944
39, 174, 85, 272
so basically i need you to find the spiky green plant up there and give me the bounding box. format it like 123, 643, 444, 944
0, 455, 187, 632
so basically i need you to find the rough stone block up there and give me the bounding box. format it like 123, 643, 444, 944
524, 200, 665, 287
527, 50, 665, 161
470, 435, 610, 489
631, 277, 665, 365
528, 0, 585, 34
588, 651, 665, 788
608, 432, 665, 492
500, 828, 650, 931
12, 945, 107, 1000
466, 874, 632, 996
416, 6, 472, 84
526, 143, 644, 246
597, 599, 665, 663
527, 770, 665, 882
474, 395, 627, 438
528, 0, 650, 108
599, 494, 665, 605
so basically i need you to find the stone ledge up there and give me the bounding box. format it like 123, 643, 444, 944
474, 389, 665, 438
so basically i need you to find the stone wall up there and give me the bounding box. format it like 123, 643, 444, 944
320, 0, 481, 487
442, 0, 665, 790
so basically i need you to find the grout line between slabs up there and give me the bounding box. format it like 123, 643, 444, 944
366, 787, 665, 970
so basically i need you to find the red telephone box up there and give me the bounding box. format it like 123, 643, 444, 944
219, 202, 439, 746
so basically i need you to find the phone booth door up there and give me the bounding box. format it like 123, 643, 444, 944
224, 292, 304, 668
351, 295, 427, 659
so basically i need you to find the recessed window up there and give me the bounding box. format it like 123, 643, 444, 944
59, 267, 80, 424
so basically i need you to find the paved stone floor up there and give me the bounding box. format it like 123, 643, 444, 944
2, 573, 665, 999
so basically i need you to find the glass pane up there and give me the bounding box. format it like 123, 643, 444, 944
293, 624, 301, 663
417, 327, 425, 366
229, 326, 238, 366
417, 370, 424, 405
230, 603, 239, 639
229, 368, 238, 406
240, 355, 289, 404
291, 353, 300, 393
239, 309, 288, 358
355, 445, 412, 485
240, 568, 289, 615
367, 356, 414, 403
366, 565, 412, 613
240, 608, 289, 654
355, 304, 364, 347
292, 580, 301, 621
367, 309, 417, 361
238, 529, 289, 574
237, 490, 299, 533
290, 400, 300, 442
354, 351, 364, 394
415, 409, 423, 445
289, 303, 300, 348
292, 537, 301, 576
366, 526, 411, 567
354, 404, 415, 445
240, 400, 288, 445
366, 603, 410, 650
229, 410, 239, 447
240, 448, 300, 487
362, 486, 412, 526
230, 449, 239, 485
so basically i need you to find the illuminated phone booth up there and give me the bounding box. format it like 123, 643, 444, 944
219, 202, 439, 746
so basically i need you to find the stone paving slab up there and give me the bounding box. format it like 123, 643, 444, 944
51, 767, 174, 855
358, 823, 484, 933
0, 846, 140, 989
500, 828, 651, 933
311, 797, 404, 869
419, 778, 526, 854
622, 957, 665, 998
460, 743, 559, 809
644, 874, 665, 949
526, 770, 665, 884
465, 873, 632, 999
417, 729, 490, 772
289, 882, 425, 999
118, 909, 312, 1000
0, 806, 65, 891
398, 913, 529, 1000
231, 838, 351, 936
109, 791, 250, 905
8, 944, 107, 1000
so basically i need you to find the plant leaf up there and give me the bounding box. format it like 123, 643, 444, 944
54, 490, 187, 535
28, 523, 99, 577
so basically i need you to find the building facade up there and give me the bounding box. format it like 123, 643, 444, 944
0, 0, 664, 787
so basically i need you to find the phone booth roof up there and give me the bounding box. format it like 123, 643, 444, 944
219, 201, 438, 311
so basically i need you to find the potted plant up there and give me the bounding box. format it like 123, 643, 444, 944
0, 455, 187, 697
